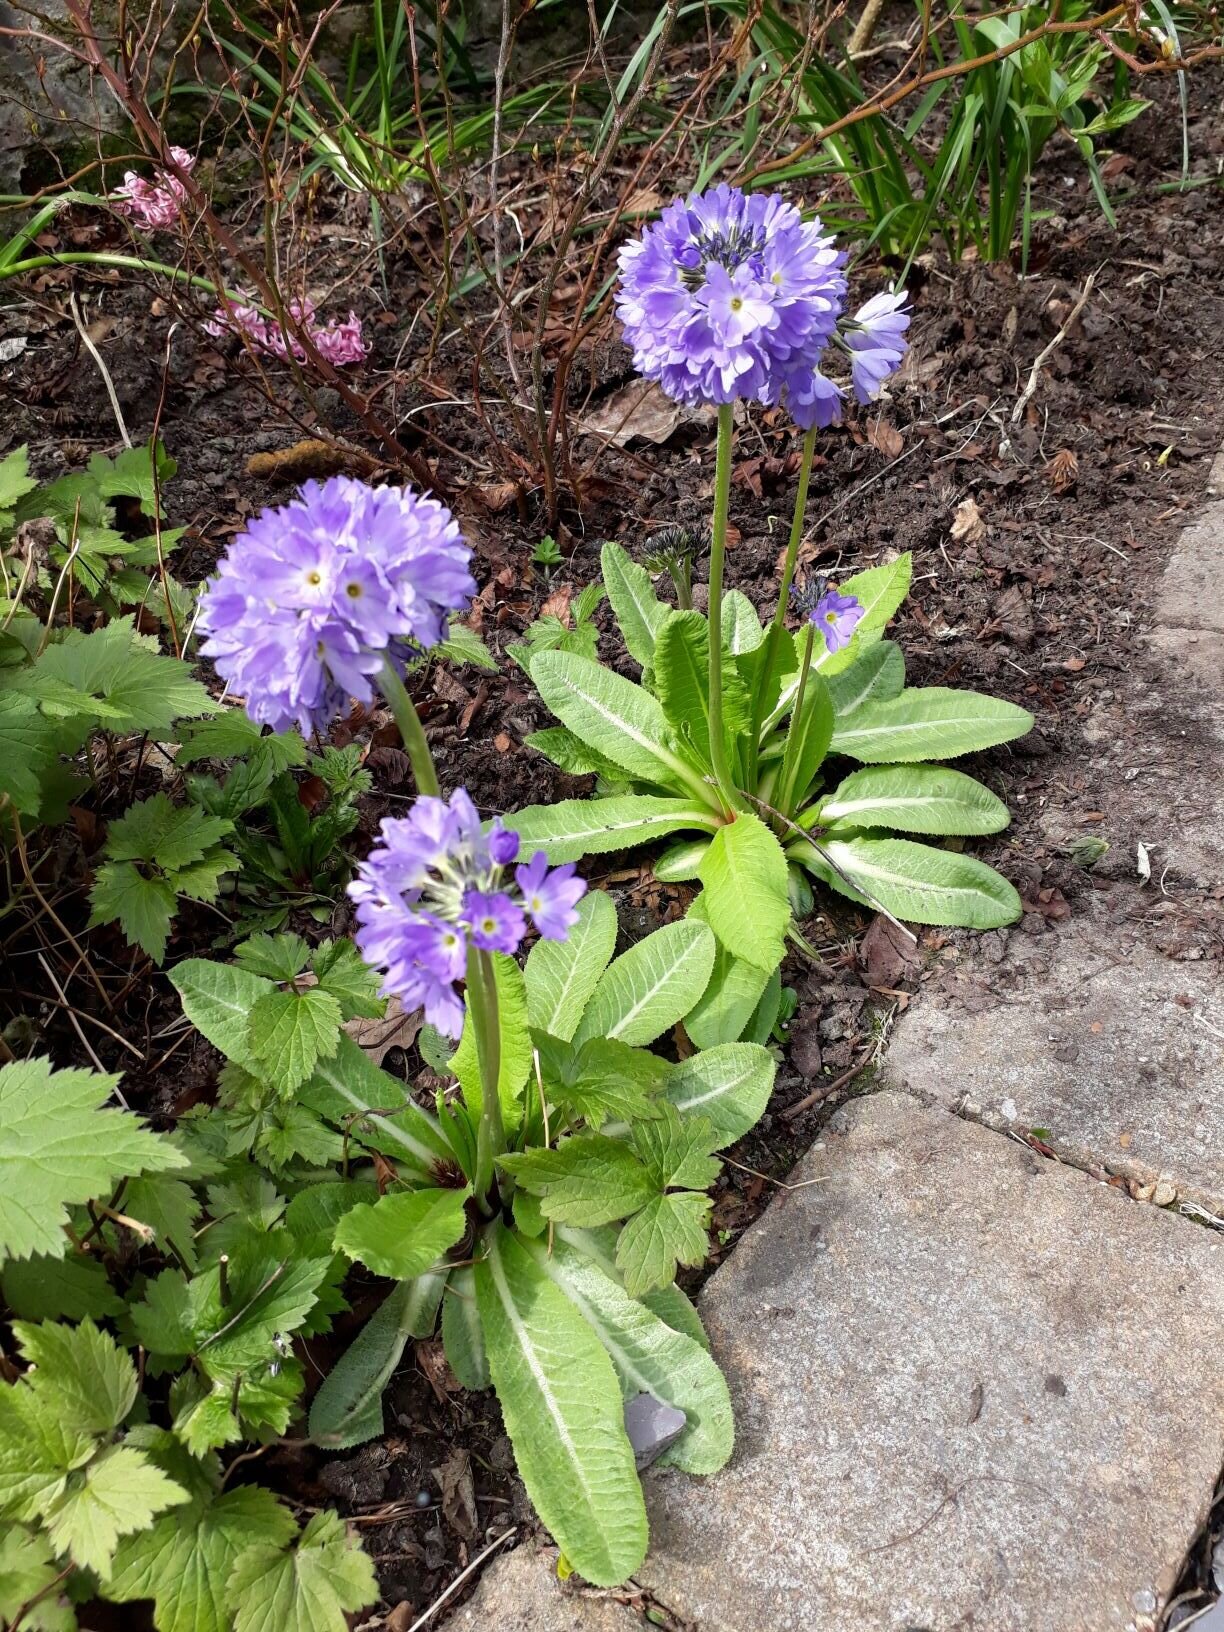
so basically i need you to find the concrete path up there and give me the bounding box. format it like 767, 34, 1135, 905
454, 457, 1224, 1632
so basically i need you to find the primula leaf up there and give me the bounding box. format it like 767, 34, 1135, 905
0, 1057, 186, 1263
818, 763, 1011, 836
530, 650, 711, 801
441, 1266, 489, 1390
526, 1235, 733, 1474
829, 686, 1034, 763
573, 919, 716, 1048
449, 952, 530, 1130
507, 793, 719, 864
664, 1042, 776, 1146
309, 1271, 448, 1449
171, 960, 275, 1071
44, 1443, 189, 1580
475, 1225, 647, 1587
838, 554, 913, 648
601, 540, 668, 667
525, 726, 634, 784
615, 1191, 712, 1297
695, 811, 790, 973
798, 834, 1023, 928
227, 1510, 377, 1632
524, 889, 617, 1042
780, 668, 834, 806
300, 1035, 451, 1177
499, 1136, 656, 1227
682, 894, 772, 1047
247, 987, 343, 1095
332, 1188, 468, 1281
826, 640, 905, 716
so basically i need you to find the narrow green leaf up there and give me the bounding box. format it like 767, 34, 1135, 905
475, 1225, 647, 1587
601, 540, 668, 667
506, 794, 718, 864
819, 764, 1011, 836
309, 1273, 447, 1449
695, 812, 789, 972
574, 920, 716, 1047
826, 640, 905, 716
526, 1235, 733, 1474
524, 890, 617, 1042
441, 1267, 489, 1390
530, 651, 714, 803
798, 834, 1023, 928
333, 1188, 468, 1281
829, 686, 1034, 762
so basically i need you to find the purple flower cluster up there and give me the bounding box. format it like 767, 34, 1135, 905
615, 184, 910, 429
196, 477, 474, 735
615, 184, 847, 425
113, 147, 195, 231
349, 789, 586, 1034
205, 296, 367, 367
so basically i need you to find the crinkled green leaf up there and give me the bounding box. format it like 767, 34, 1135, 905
615, 1191, 711, 1296
246, 987, 343, 1096
227, 1510, 377, 1632
0, 1057, 186, 1263
499, 1136, 655, 1227
332, 1187, 468, 1281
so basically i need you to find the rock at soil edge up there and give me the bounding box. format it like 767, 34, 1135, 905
454, 1543, 641, 1631
882, 905, 1224, 1212
632, 1093, 1224, 1632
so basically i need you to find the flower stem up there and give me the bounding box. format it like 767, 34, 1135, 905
378, 657, 440, 797
468, 947, 505, 1215
706, 402, 739, 815
776, 622, 816, 819
749, 425, 818, 784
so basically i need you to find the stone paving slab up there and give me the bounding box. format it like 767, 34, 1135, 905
454, 1542, 641, 1631
1155, 448, 1224, 636
630, 1093, 1224, 1632
882, 904, 1224, 1213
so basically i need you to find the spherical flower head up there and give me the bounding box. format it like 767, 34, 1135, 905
516, 852, 586, 940
349, 791, 588, 1035
845, 289, 910, 405
615, 183, 848, 410
811, 590, 864, 654
196, 477, 474, 736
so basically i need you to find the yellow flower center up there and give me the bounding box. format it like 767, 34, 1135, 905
345, 581, 363, 598
730, 296, 743, 312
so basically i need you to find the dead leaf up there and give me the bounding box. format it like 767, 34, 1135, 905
540, 584, 573, 624
859, 914, 921, 988
417, 1338, 462, 1404
867, 417, 904, 458
1045, 449, 1078, 492
575, 380, 713, 447
950, 496, 986, 545
623, 186, 663, 215
345, 997, 421, 1067
432, 1447, 479, 1541
992, 585, 1034, 650
471, 481, 521, 514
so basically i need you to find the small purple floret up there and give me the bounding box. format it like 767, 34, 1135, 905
196, 477, 474, 736
348, 789, 588, 1035
811, 590, 865, 654
845, 290, 911, 405
516, 853, 586, 941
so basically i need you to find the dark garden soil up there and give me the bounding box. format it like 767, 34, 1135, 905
2, 50, 1223, 1628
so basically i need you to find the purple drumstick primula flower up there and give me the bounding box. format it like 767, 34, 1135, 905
811, 590, 865, 654
349, 789, 587, 1034
196, 477, 474, 736
615, 183, 848, 413
516, 852, 586, 940
845, 290, 911, 405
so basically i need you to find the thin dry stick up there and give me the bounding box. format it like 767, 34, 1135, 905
847, 0, 888, 56
37, 951, 112, 1081
1011, 271, 1097, 424
404, 1527, 518, 1632
783, 1050, 877, 1121
11, 812, 111, 1010
68, 289, 132, 446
